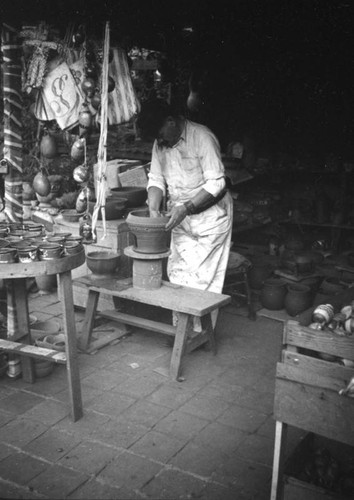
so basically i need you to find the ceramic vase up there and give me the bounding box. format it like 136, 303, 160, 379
260, 278, 287, 310
285, 283, 312, 317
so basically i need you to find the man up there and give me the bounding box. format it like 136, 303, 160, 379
137, 99, 233, 330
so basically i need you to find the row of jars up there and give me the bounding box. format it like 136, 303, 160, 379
260, 278, 314, 316
0, 222, 84, 263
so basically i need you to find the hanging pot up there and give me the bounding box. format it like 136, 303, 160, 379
107, 77, 115, 93
71, 138, 86, 162
79, 103, 92, 137
284, 283, 313, 317
85, 63, 97, 79
90, 92, 101, 110
81, 78, 95, 98
40, 133, 57, 159
73, 164, 89, 184
33, 169, 51, 197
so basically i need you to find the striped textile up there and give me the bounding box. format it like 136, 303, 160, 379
1, 23, 23, 221
107, 48, 141, 125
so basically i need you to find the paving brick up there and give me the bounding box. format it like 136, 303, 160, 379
23, 428, 82, 462
0, 409, 15, 428
86, 390, 136, 416
141, 468, 206, 499
114, 372, 164, 398
59, 440, 121, 474
54, 382, 105, 406
0, 391, 45, 415
196, 382, 244, 403
97, 451, 162, 489
154, 409, 209, 441
90, 416, 148, 449
199, 481, 249, 500
178, 394, 230, 421
193, 421, 246, 456
54, 409, 110, 439
129, 430, 185, 463
81, 368, 131, 391
0, 417, 48, 447
0, 479, 44, 499
0, 451, 48, 485
236, 386, 275, 414
169, 441, 228, 478
67, 478, 123, 500
146, 384, 194, 409
235, 433, 275, 467
21, 373, 68, 396
22, 398, 70, 425
119, 399, 171, 428
28, 463, 89, 499
217, 404, 269, 433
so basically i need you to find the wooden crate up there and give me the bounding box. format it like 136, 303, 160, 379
283, 433, 354, 500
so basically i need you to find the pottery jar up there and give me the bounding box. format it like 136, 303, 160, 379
248, 260, 273, 290
126, 209, 171, 254
320, 277, 346, 296
38, 242, 62, 261
260, 278, 287, 310
284, 283, 313, 317
17, 245, 38, 263
0, 248, 17, 263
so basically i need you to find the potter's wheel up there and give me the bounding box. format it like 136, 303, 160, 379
124, 246, 170, 260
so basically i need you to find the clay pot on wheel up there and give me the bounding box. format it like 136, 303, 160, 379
260, 278, 287, 310
284, 283, 313, 317
126, 209, 171, 254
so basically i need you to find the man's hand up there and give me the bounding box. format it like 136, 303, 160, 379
165, 204, 188, 231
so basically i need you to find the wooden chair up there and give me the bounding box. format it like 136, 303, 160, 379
271, 320, 354, 500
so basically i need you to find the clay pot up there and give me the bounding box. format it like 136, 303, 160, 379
284, 283, 313, 317
81, 78, 95, 97
38, 243, 62, 261
0, 248, 17, 263
35, 274, 57, 292
320, 277, 346, 296
40, 134, 57, 159
86, 251, 120, 275
71, 138, 86, 162
88, 197, 127, 220
110, 187, 147, 208
260, 278, 287, 310
17, 245, 38, 263
33, 170, 51, 197
126, 209, 171, 254
248, 260, 273, 290
34, 358, 54, 378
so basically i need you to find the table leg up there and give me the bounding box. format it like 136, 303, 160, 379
77, 289, 100, 352
201, 313, 217, 354
11, 278, 35, 383
170, 312, 190, 381
58, 270, 83, 422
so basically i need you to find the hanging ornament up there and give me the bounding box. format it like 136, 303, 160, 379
81, 78, 95, 98
78, 102, 92, 137
107, 76, 115, 93
90, 92, 101, 110
40, 132, 57, 159
75, 187, 88, 212
85, 63, 97, 79
33, 167, 51, 197
85, 48, 96, 63
71, 137, 86, 161
73, 164, 89, 184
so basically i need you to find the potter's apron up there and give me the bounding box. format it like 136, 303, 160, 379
168, 191, 233, 294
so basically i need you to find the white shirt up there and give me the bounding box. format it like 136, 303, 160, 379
147, 120, 226, 203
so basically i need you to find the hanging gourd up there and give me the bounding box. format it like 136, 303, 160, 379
71, 137, 86, 162
90, 92, 101, 110
75, 188, 88, 213
73, 163, 89, 184
33, 167, 51, 197
107, 76, 115, 93
40, 132, 57, 159
81, 78, 95, 98
72, 25, 85, 46
85, 63, 97, 79
78, 102, 92, 137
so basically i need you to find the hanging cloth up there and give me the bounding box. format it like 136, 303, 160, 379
107, 47, 140, 124
91, 21, 110, 240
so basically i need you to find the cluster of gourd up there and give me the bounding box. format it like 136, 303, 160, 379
33, 25, 115, 206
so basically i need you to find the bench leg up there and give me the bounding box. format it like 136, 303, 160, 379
58, 271, 83, 422
170, 312, 190, 381
270, 420, 288, 500
78, 289, 100, 352
201, 313, 217, 354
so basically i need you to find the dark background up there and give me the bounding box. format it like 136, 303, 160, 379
2, 0, 354, 161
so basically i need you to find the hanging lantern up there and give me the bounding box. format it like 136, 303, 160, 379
71, 138, 86, 161
33, 168, 51, 197
107, 76, 115, 93
81, 78, 95, 98
73, 164, 89, 184
78, 102, 92, 137
40, 133, 57, 159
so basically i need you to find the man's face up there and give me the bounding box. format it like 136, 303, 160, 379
157, 117, 181, 148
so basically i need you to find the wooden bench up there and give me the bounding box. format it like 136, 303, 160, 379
75, 275, 231, 380
271, 320, 354, 499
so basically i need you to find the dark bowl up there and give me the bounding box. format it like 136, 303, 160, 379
86, 251, 121, 275
110, 187, 147, 208
88, 197, 128, 220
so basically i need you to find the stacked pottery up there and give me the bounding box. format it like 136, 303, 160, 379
284, 283, 313, 317
260, 278, 287, 310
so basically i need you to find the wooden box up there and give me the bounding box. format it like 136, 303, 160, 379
283, 433, 354, 500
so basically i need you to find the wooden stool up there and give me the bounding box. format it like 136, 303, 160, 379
76, 275, 231, 380
223, 258, 255, 320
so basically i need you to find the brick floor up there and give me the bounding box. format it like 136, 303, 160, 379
0, 287, 302, 499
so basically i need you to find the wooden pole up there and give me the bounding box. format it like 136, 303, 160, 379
1, 23, 23, 221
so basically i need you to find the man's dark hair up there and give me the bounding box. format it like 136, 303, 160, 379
136, 98, 175, 141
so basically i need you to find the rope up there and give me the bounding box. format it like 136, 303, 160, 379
91, 21, 110, 240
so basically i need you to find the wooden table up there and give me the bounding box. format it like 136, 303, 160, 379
75, 275, 231, 380
0, 251, 85, 422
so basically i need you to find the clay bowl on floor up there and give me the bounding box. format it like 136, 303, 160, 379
110, 187, 147, 208
126, 209, 171, 254
61, 209, 84, 223
88, 197, 128, 220
86, 251, 121, 275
